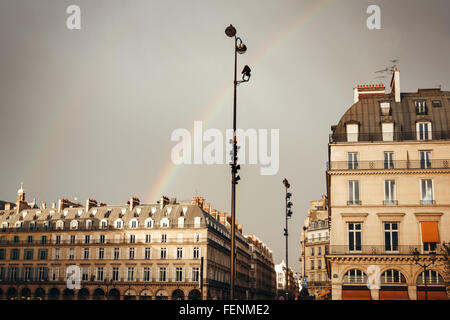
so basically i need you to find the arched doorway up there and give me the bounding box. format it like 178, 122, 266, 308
155, 289, 168, 300
77, 288, 90, 300
416, 269, 447, 300
6, 287, 17, 300
34, 288, 45, 300
341, 269, 371, 300
108, 288, 120, 300
62, 288, 75, 300
188, 289, 201, 300
172, 289, 185, 300
48, 288, 60, 300
379, 269, 408, 300
93, 288, 105, 300
124, 289, 137, 300
139, 289, 152, 300
20, 287, 32, 300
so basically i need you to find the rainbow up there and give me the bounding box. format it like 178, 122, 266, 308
146, 0, 335, 202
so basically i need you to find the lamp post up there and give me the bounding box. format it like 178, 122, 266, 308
225, 24, 251, 300
282, 178, 293, 300
413, 248, 437, 300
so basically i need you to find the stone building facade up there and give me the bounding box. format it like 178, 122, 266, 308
326, 69, 449, 300
0, 189, 276, 300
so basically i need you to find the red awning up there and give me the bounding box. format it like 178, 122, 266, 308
342, 289, 371, 300
379, 289, 409, 300
420, 221, 440, 243
417, 290, 448, 300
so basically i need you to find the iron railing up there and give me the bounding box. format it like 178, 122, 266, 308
328, 244, 445, 255
329, 130, 450, 143
327, 159, 450, 170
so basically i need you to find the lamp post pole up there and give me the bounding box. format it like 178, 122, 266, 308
283, 178, 293, 300
413, 248, 437, 300
225, 24, 251, 300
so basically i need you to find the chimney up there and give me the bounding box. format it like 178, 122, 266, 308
57, 199, 63, 213
51, 201, 56, 209
353, 84, 385, 103
203, 202, 211, 214
129, 197, 140, 210
159, 196, 169, 210
85, 198, 97, 213
237, 224, 243, 233
41, 202, 46, 210
390, 68, 401, 102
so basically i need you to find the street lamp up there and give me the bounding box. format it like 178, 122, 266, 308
225, 24, 251, 300
413, 248, 437, 300
283, 178, 293, 300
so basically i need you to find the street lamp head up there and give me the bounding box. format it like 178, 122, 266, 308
283, 178, 290, 188
287, 201, 293, 208
225, 24, 237, 37
286, 192, 292, 199
413, 248, 420, 262
241, 65, 251, 81
236, 43, 247, 54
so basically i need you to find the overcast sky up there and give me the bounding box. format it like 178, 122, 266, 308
1, 0, 449, 272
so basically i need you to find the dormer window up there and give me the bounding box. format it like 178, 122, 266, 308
182, 206, 188, 215
91, 209, 97, 217
56, 220, 64, 230
379, 102, 391, 116
416, 122, 432, 140
70, 220, 78, 230
77, 209, 83, 217
151, 207, 157, 215
100, 219, 108, 229
346, 123, 359, 142
166, 207, 172, 216
160, 218, 170, 228
63, 209, 68, 217
145, 218, 154, 228
120, 208, 126, 217
415, 100, 427, 115
115, 219, 123, 229
104, 210, 111, 218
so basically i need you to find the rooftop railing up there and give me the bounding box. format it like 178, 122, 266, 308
329, 130, 450, 143
328, 159, 450, 170
328, 244, 445, 255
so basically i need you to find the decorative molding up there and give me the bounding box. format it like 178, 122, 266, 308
340, 213, 368, 218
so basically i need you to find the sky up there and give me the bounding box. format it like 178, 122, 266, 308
0, 0, 449, 272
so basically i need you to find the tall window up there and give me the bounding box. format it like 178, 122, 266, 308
143, 267, 151, 282
384, 152, 394, 169
114, 248, 120, 260
23, 267, 33, 281
193, 247, 200, 259
159, 267, 167, 282
415, 100, 427, 114
99, 235, 106, 244
96, 267, 104, 281
176, 267, 183, 282
177, 247, 183, 259
160, 248, 167, 259
420, 179, 434, 205
84, 235, 90, 244
420, 151, 431, 169
311, 247, 315, 256
83, 248, 90, 260
417, 122, 432, 140
192, 267, 200, 282
69, 248, 75, 260
145, 247, 151, 259
98, 248, 105, 260
81, 267, 89, 281
129, 248, 135, 260
112, 267, 119, 281
10, 248, 20, 260
38, 249, 48, 260
384, 180, 396, 205
145, 234, 151, 243
348, 180, 360, 205
348, 223, 362, 252
24, 249, 33, 260
346, 123, 359, 142
384, 223, 399, 252
129, 235, 136, 244
161, 234, 167, 243
381, 269, 406, 284
127, 267, 135, 282
54, 248, 60, 260
347, 153, 358, 169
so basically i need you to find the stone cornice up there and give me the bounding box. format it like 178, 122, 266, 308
328, 169, 450, 175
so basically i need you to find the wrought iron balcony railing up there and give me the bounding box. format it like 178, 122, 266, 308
327, 159, 450, 170
329, 130, 450, 143
328, 244, 445, 255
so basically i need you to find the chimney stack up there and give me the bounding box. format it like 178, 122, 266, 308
51, 201, 56, 209
41, 202, 46, 210
390, 68, 401, 102
159, 196, 169, 210
129, 197, 140, 211
86, 198, 97, 213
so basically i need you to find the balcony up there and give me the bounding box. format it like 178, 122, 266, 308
420, 199, 436, 205
347, 200, 361, 206
328, 159, 450, 170
329, 130, 450, 143
328, 244, 444, 255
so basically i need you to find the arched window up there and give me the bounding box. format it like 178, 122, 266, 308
129, 219, 138, 229
381, 269, 406, 284
145, 218, 154, 229
343, 269, 367, 284
70, 220, 78, 230
100, 219, 108, 229
178, 217, 185, 228
160, 218, 170, 228
416, 270, 445, 285
56, 220, 64, 230
194, 217, 201, 228
115, 219, 123, 229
